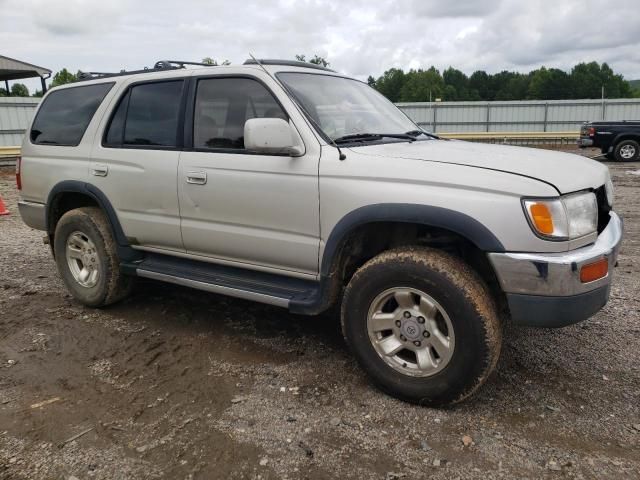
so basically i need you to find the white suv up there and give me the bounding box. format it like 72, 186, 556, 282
17, 59, 623, 406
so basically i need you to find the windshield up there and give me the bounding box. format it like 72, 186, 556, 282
277, 73, 419, 142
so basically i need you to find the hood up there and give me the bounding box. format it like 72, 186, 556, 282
347, 140, 609, 194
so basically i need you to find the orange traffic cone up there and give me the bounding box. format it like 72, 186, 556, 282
0, 194, 9, 216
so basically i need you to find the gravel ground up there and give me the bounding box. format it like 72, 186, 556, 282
0, 149, 639, 479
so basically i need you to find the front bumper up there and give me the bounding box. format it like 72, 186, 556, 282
488, 212, 623, 327
577, 137, 594, 148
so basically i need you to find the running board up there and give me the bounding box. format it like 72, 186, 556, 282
123, 253, 320, 309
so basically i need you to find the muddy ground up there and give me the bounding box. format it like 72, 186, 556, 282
0, 148, 639, 479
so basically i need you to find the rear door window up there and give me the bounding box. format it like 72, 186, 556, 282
30, 83, 113, 146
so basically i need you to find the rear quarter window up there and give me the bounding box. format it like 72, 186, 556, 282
30, 82, 113, 146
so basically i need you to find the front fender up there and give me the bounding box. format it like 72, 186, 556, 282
319, 203, 504, 276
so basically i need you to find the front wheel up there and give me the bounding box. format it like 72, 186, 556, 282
341, 247, 502, 406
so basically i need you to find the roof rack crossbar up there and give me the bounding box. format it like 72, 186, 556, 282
74, 59, 216, 83
164, 60, 217, 67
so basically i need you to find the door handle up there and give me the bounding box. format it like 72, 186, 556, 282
186, 171, 207, 185
92, 164, 109, 177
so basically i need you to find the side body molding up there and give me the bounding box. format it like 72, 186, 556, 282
320, 203, 505, 276
46, 180, 142, 261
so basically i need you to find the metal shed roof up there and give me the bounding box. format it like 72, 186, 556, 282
0, 54, 51, 81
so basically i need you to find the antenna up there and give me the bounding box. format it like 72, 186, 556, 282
248, 53, 346, 161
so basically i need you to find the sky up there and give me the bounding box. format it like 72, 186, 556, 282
2, 0, 640, 92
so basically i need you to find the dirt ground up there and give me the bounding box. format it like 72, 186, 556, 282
0, 148, 639, 480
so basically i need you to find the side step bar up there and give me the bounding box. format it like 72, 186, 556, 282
123, 253, 320, 309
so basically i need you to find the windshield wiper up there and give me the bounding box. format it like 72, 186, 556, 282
333, 133, 416, 144
405, 129, 439, 139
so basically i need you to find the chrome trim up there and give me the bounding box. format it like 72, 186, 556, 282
488, 212, 623, 296
18, 200, 46, 231
136, 269, 290, 308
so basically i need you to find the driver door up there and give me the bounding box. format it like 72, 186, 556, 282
178, 76, 320, 276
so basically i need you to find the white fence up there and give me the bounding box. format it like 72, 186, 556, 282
396, 98, 640, 133
2, 97, 640, 146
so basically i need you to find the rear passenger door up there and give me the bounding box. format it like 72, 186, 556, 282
90, 79, 186, 251
178, 76, 320, 275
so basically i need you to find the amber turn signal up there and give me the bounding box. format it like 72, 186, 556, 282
529, 203, 554, 235
580, 258, 608, 283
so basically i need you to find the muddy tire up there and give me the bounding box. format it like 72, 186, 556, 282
341, 246, 501, 406
613, 139, 640, 162
54, 207, 133, 307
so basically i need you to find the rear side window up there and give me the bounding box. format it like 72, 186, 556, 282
30, 83, 113, 146
104, 80, 184, 148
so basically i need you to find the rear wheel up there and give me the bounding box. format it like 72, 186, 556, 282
54, 207, 133, 307
614, 139, 640, 162
341, 246, 501, 406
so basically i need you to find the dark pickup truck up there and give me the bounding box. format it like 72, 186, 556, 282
578, 121, 640, 161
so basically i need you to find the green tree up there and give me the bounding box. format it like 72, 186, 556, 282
368, 62, 635, 102
468, 70, 491, 100
528, 67, 570, 99
374, 68, 407, 102
399, 67, 445, 102
0, 88, 7, 97
442, 67, 470, 101
490, 71, 531, 100
10, 83, 29, 97
295, 54, 330, 67
50, 68, 79, 88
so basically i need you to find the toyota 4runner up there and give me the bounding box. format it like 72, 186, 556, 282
17, 59, 623, 406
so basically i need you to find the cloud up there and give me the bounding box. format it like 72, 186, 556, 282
27, 0, 126, 35
2, 0, 640, 95
411, 0, 503, 18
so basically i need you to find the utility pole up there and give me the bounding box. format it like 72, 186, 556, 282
601, 85, 605, 121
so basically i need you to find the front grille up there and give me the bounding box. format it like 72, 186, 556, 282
594, 185, 611, 234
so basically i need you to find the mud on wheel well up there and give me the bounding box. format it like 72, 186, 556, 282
47, 192, 99, 236
328, 222, 506, 311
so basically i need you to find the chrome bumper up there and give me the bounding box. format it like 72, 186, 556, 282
488, 212, 623, 327
488, 212, 622, 297
577, 138, 593, 148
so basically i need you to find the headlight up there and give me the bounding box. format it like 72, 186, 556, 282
523, 191, 597, 240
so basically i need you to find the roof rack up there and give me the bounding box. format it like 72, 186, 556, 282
243, 59, 335, 72
75, 60, 216, 83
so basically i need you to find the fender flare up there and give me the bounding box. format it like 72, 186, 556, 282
611, 133, 640, 150
320, 203, 505, 276
46, 180, 141, 261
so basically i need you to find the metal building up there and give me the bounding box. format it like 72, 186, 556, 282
0, 96, 41, 146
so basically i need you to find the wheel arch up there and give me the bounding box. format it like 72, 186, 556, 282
612, 133, 640, 148
320, 203, 505, 277
46, 181, 141, 261
288, 204, 507, 315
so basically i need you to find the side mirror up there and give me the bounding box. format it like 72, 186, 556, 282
244, 118, 304, 156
